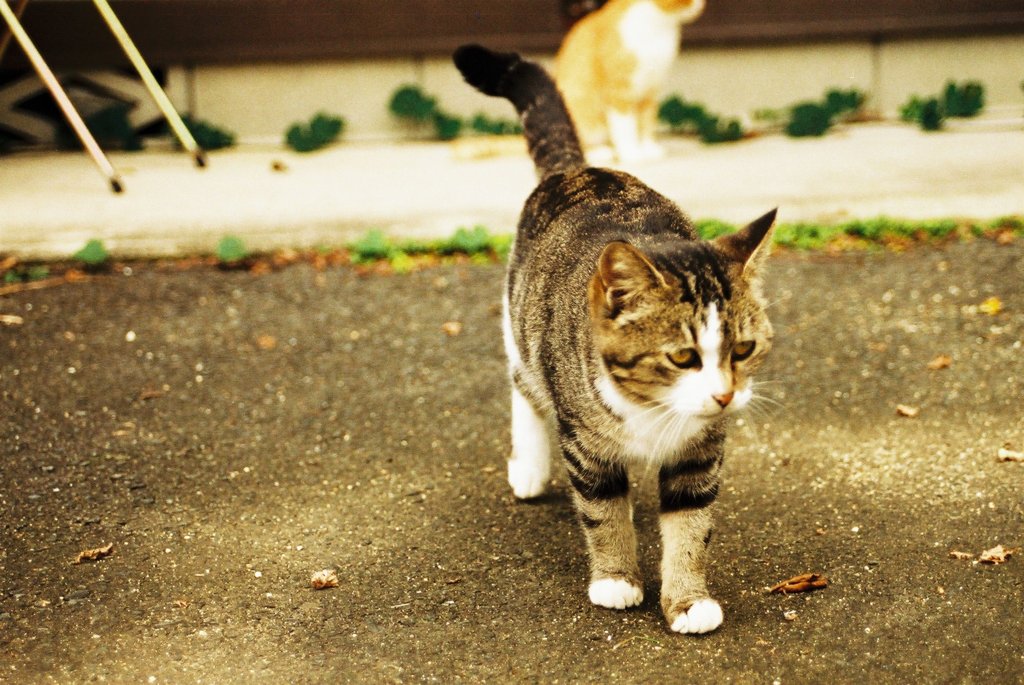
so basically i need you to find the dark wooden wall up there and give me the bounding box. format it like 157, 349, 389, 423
5, 0, 1024, 70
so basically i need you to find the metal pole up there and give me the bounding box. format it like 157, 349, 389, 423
0, 0, 124, 192
0, 0, 28, 65
90, 0, 206, 167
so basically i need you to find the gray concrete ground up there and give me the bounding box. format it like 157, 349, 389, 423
1, 119, 1023, 260
1, 237, 1023, 683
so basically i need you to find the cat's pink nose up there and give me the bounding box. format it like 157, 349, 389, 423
712, 392, 734, 408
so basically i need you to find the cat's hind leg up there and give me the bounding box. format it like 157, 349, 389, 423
637, 97, 666, 160
507, 378, 552, 499
608, 105, 663, 163
503, 295, 552, 499
606, 108, 645, 163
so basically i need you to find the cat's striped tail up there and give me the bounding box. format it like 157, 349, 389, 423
453, 44, 586, 178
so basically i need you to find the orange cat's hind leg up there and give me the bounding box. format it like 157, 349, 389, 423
607, 102, 665, 163
576, 102, 616, 162
636, 96, 666, 160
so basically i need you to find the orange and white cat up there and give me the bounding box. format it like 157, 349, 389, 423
556, 0, 705, 163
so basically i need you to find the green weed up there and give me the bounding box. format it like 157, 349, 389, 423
695, 219, 737, 240
468, 113, 522, 136
56, 103, 142, 151
285, 112, 346, 153
216, 236, 249, 264
73, 239, 110, 267
432, 111, 464, 141
785, 103, 834, 137
389, 85, 438, 123
389, 85, 521, 141
900, 81, 985, 131
658, 95, 744, 144
943, 81, 985, 118
182, 116, 236, 150
2, 264, 50, 284
442, 226, 492, 255
350, 229, 393, 263
785, 88, 866, 138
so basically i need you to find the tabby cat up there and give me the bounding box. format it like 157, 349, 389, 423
556, 0, 705, 163
454, 44, 776, 634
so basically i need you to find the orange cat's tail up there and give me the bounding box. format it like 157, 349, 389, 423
453, 44, 585, 178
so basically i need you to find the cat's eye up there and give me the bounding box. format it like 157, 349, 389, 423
667, 349, 701, 369
732, 341, 756, 361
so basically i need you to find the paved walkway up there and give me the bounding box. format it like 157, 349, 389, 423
1, 241, 1022, 682
1, 120, 1022, 259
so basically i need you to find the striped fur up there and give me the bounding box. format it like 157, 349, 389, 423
455, 46, 776, 634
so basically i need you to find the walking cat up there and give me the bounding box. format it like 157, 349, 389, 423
556, 0, 705, 163
454, 44, 776, 634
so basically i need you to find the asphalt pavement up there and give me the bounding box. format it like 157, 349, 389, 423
1, 236, 1022, 683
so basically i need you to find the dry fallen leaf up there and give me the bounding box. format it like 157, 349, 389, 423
441, 321, 463, 337
249, 261, 273, 276
978, 545, 1017, 565
978, 296, 1003, 316
74, 543, 114, 564
948, 550, 975, 560
996, 447, 1024, 463
64, 269, 90, 283
895, 404, 920, 418
770, 572, 828, 594
994, 229, 1016, 246
926, 354, 952, 370
310, 568, 339, 590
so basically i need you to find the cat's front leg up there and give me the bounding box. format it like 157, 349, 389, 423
658, 436, 725, 634
563, 438, 643, 609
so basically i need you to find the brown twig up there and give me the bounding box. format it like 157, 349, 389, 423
0, 274, 92, 297
770, 572, 829, 594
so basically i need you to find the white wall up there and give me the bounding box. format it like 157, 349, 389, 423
178, 34, 1023, 143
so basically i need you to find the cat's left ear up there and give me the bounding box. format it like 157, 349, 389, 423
713, 208, 777, 274
590, 241, 667, 319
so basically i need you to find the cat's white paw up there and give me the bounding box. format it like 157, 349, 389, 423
670, 598, 723, 634
588, 578, 643, 610
507, 458, 548, 499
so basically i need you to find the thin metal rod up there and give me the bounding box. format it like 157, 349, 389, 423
91, 0, 206, 167
0, 0, 124, 192
0, 0, 29, 67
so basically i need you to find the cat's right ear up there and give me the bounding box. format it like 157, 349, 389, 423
590, 242, 666, 319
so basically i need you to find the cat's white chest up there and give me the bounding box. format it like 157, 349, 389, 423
618, 1, 683, 95
596, 375, 707, 463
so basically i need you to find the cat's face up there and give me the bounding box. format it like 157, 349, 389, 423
589, 212, 775, 426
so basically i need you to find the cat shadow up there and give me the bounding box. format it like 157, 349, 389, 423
514, 490, 565, 507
